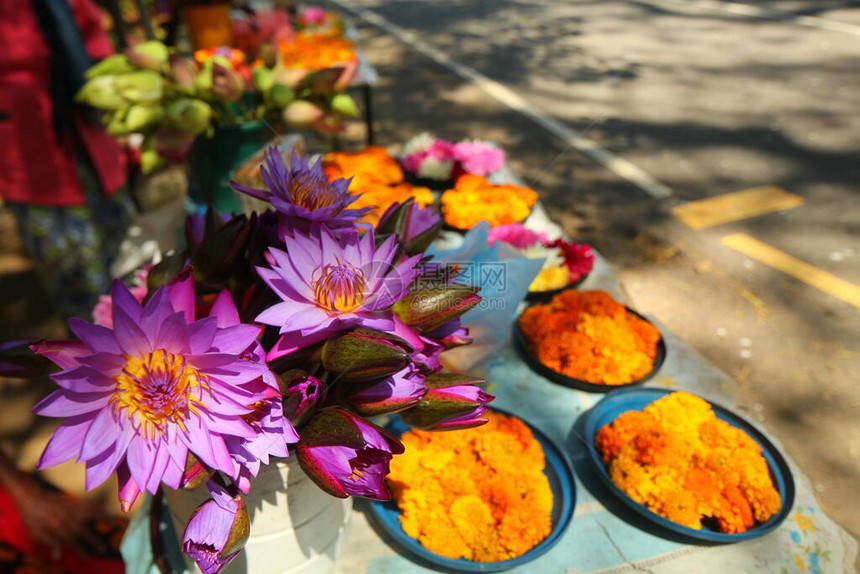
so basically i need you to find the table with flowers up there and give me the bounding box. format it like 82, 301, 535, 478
327, 204, 858, 574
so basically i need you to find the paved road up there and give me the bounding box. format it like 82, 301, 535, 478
326, 0, 860, 545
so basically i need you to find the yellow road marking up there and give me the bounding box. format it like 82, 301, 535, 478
722, 233, 860, 308
673, 186, 803, 230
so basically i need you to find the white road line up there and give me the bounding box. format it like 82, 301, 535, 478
331, 1, 675, 200
653, 0, 860, 37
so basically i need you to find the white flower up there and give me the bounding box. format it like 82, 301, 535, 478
402, 132, 436, 156
419, 157, 455, 180
521, 244, 565, 270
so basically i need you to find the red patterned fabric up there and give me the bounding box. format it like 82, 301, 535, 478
0, 0, 126, 207
0, 485, 126, 574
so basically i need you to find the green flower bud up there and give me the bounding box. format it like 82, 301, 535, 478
125, 41, 169, 71
392, 284, 481, 333
114, 70, 163, 104
252, 67, 275, 93
282, 100, 324, 127
76, 76, 127, 110
269, 84, 295, 108
321, 328, 412, 383
166, 98, 212, 135
330, 93, 359, 118
124, 104, 165, 132
85, 54, 134, 79
140, 148, 166, 173
180, 452, 215, 490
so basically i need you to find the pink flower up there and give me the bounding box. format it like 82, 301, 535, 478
550, 239, 595, 282
487, 223, 548, 250
453, 141, 505, 176
299, 7, 327, 26
401, 151, 428, 174
426, 139, 455, 161
92, 267, 150, 328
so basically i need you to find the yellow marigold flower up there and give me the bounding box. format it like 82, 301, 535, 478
440, 174, 538, 229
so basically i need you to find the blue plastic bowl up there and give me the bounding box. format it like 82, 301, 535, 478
582, 387, 795, 543
367, 408, 576, 572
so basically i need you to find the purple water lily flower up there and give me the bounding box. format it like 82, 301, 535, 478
344, 367, 426, 417
232, 149, 371, 234
296, 408, 404, 499
256, 227, 422, 359
32, 275, 295, 511
183, 480, 250, 574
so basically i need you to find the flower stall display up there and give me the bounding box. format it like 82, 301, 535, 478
387, 409, 553, 562
322, 147, 435, 225
401, 133, 506, 182
517, 290, 662, 387
594, 392, 782, 534
441, 174, 538, 230
77, 41, 360, 175
488, 224, 595, 295
28, 148, 492, 574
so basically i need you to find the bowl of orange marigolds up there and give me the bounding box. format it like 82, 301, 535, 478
367, 406, 575, 572
515, 290, 666, 392
583, 388, 794, 542
441, 175, 538, 231
322, 146, 435, 226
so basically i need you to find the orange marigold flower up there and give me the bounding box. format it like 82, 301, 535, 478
440, 174, 538, 229
321, 147, 433, 225
595, 392, 781, 534
279, 33, 357, 71
322, 146, 404, 186
388, 411, 553, 562
518, 290, 661, 385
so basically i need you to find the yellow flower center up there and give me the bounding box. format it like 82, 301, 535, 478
112, 350, 206, 440
312, 262, 367, 313
288, 176, 340, 210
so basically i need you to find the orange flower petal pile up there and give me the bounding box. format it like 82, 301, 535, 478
440, 174, 537, 229
518, 290, 661, 385
595, 392, 782, 533
388, 411, 553, 562
322, 147, 434, 225
279, 34, 357, 71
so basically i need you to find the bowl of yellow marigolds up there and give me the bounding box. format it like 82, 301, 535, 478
367, 408, 575, 572
583, 388, 794, 542
440, 175, 538, 232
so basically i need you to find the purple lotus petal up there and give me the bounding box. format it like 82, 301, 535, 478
76, 352, 126, 372
210, 325, 261, 355
68, 319, 121, 355
31, 339, 91, 369
37, 415, 92, 468
167, 272, 196, 323
208, 290, 241, 328
34, 389, 113, 417
185, 317, 219, 355
139, 287, 173, 335
116, 461, 141, 512
113, 304, 151, 357
80, 407, 121, 460
51, 366, 115, 393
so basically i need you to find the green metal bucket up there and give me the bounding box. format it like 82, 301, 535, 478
187, 121, 272, 213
